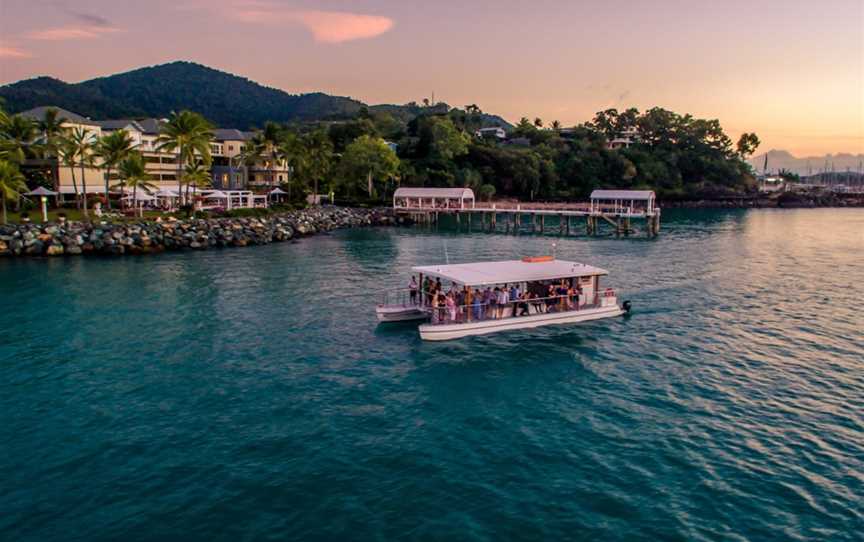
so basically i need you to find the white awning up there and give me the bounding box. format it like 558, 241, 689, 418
590, 190, 654, 200
394, 187, 475, 199
122, 193, 156, 201
411, 259, 608, 286
203, 190, 229, 199
269, 187, 288, 195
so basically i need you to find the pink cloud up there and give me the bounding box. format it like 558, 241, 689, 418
28, 25, 122, 41
293, 10, 394, 44
0, 45, 32, 58
224, 2, 394, 43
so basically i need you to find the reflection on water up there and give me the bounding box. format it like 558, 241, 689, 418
0, 208, 862, 541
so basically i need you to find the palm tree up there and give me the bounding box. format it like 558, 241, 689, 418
0, 160, 27, 224
279, 131, 307, 199
2, 114, 39, 164
533, 117, 543, 128
38, 108, 67, 190
244, 122, 283, 190
59, 136, 81, 209
155, 111, 214, 205
95, 130, 135, 210
551, 120, 562, 132
115, 152, 156, 218
303, 129, 334, 202
65, 127, 95, 218
184, 161, 212, 192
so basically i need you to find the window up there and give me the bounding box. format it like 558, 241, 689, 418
228, 145, 234, 151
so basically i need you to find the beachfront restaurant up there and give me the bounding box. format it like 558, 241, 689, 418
393, 187, 475, 210
196, 190, 269, 211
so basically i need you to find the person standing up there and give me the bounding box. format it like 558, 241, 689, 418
446, 292, 457, 322
509, 283, 521, 317
423, 276, 432, 306
497, 286, 509, 318
409, 276, 418, 305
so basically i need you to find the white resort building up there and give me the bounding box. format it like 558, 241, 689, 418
19, 106, 291, 202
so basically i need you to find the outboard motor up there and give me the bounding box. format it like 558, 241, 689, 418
622, 300, 632, 314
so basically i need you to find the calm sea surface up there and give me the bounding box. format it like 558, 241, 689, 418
1, 208, 862, 541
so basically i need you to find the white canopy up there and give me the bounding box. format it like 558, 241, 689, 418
590, 190, 655, 201
394, 187, 475, 200
156, 189, 179, 197
123, 193, 156, 201
411, 259, 608, 286
203, 190, 229, 199
269, 187, 288, 195
25, 186, 58, 196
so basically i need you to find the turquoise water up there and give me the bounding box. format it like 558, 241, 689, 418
1, 209, 862, 541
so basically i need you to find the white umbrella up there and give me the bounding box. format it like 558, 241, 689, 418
25, 186, 59, 196
205, 190, 229, 199
269, 187, 288, 195
156, 189, 179, 197
25, 186, 59, 221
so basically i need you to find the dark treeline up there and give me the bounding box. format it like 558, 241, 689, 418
306, 104, 761, 202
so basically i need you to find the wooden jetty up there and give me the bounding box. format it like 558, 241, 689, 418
393, 188, 661, 237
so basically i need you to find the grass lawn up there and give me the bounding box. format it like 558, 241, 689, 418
1, 207, 171, 225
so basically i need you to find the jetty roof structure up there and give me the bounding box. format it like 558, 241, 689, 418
394, 187, 476, 210
590, 189, 655, 200
394, 187, 475, 200
590, 189, 657, 214
412, 259, 608, 286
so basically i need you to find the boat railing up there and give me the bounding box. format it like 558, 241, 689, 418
379, 288, 422, 307
422, 290, 618, 326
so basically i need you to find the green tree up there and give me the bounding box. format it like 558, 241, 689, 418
736, 132, 761, 158
95, 130, 135, 210
338, 135, 400, 199
114, 152, 157, 217
478, 183, 496, 202
37, 108, 67, 191
0, 160, 27, 224
428, 117, 469, 160
59, 136, 81, 209
243, 121, 284, 190
64, 127, 96, 218
279, 130, 308, 199
303, 129, 334, 200
156, 111, 214, 205
1, 114, 39, 164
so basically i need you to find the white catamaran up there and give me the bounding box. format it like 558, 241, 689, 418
376, 257, 630, 341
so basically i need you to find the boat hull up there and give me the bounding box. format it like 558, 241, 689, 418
418, 305, 624, 341
376, 305, 429, 323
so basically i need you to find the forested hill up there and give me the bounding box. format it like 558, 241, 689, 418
0, 62, 367, 128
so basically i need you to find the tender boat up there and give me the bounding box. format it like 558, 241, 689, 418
375, 289, 429, 322
377, 256, 630, 341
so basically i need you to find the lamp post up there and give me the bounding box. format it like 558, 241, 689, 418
41, 196, 48, 222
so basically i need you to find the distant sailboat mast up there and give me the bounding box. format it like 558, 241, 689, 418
763, 153, 769, 175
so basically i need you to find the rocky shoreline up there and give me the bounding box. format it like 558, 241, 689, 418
660, 193, 864, 209
0, 206, 396, 257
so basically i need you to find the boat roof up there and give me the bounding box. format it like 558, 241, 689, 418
411, 259, 608, 286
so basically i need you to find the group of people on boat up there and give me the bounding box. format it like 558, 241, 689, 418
408, 275, 586, 324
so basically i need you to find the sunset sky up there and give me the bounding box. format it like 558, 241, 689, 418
1, 0, 862, 156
